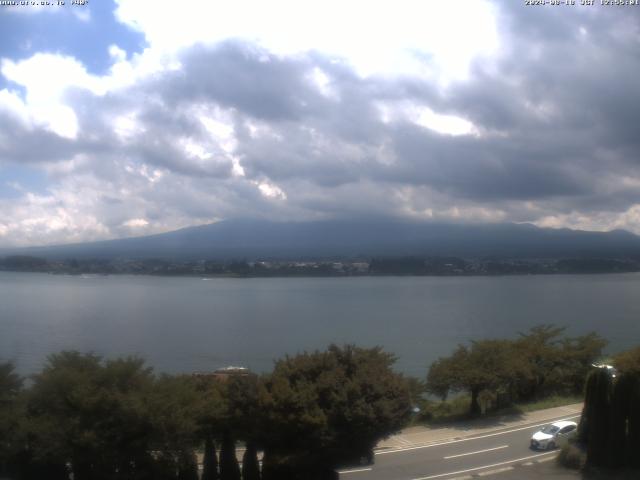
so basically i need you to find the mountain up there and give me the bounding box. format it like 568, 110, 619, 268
5, 218, 640, 261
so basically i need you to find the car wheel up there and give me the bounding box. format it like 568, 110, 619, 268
547, 441, 556, 450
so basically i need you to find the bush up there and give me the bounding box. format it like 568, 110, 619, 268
557, 443, 585, 470
421, 395, 472, 423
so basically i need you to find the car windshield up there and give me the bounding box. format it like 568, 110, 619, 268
541, 425, 560, 434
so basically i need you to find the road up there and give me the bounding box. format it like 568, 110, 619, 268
337, 412, 581, 480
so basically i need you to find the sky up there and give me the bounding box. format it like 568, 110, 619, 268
0, 1, 639, 247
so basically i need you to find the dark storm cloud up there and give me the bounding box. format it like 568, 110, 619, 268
128, 20, 640, 213
160, 42, 323, 121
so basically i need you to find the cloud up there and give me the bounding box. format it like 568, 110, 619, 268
1, 1, 640, 246
114, 0, 499, 80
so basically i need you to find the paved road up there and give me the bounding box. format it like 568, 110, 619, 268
337, 410, 582, 480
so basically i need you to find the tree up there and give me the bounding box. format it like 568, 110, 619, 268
177, 451, 199, 480
0, 362, 24, 477
425, 352, 460, 401
515, 325, 566, 400
146, 374, 205, 477
26, 351, 158, 480
614, 345, 640, 375
426, 340, 522, 415
259, 344, 411, 476
219, 430, 241, 480
242, 441, 261, 480
426, 327, 608, 415
608, 372, 632, 467
580, 368, 612, 467
626, 371, 640, 468
201, 435, 219, 480
579, 362, 640, 470
559, 332, 607, 394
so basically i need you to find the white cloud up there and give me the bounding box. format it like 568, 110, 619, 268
72, 7, 91, 22
109, 44, 127, 62
123, 218, 149, 228
533, 205, 640, 235
114, 0, 498, 81
255, 180, 287, 200
0, 53, 106, 138
0, 89, 31, 126
376, 100, 477, 136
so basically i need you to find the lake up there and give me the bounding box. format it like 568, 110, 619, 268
1, 272, 639, 378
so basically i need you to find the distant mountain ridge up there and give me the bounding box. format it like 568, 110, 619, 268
4, 218, 640, 261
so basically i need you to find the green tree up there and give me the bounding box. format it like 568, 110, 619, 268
608, 372, 632, 467
201, 435, 219, 480
259, 344, 411, 476
0, 362, 24, 477
242, 441, 261, 480
426, 340, 522, 415
427, 327, 607, 415
26, 351, 158, 480
626, 372, 640, 468
515, 325, 566, 400
219, 431, 241, 480
580, 368, 612, 467
559, 332, 607, 394
177, 451, 199, 480
614, 346, 640, 375
146, 374, 205, 476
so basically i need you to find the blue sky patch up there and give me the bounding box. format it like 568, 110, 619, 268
0, 0, 145, 89
0, 164, 49, 199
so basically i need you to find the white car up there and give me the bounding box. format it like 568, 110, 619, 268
530, 420, 577, 450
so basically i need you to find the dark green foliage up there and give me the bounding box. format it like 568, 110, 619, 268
219, 431, 241, 480
583, 369, 612, 466
580, 364, 640, 470
260, 344, 411, 471
560, 333, 608, 394
146, 374, 203, 457
427, 326, 607, 416
0, 362, 23, 476
556, 443, 585, 470
427, 340, 525, 415
626, 373, 640, 468
614, 346, 640, 376
11, 451, 70, 480
201, 435, 219, 480
19, 352, 211, 480
177, 451, 199, 480
515, 325, 567, 400
241, 441, 261, 480
224, 373, 262, 445
608, 374, 631, 467
0, 255, 48, 271
25, 352, 157, 480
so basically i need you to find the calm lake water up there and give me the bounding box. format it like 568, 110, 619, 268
1, 272, 639, 378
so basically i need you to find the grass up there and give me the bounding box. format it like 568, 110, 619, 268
514, 394, 583, 413
411, 393, 582, 426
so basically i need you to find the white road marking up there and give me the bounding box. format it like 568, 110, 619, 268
376, 414, 580, 456
444, 445, 508, 459
411, 451, 557, 480
477, 466, 514, 476
337, 467, 373, 474
536, 455, 556, 463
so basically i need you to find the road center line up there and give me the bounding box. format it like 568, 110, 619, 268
444, 444, 508, 459
411, 451, 556, 480
376, 414, 580, 456
337, 467, 372, 474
